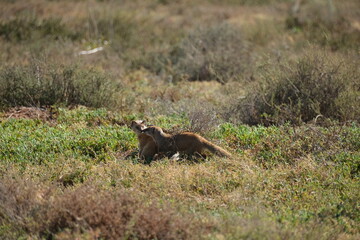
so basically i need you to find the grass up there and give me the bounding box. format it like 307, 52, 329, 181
0, 0, 359, 239
1, 108, 359, 239
0, 108, 133, 164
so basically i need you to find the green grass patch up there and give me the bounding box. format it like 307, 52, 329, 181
0, 109, 135, 165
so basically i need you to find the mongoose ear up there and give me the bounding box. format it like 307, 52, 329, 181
141, 120, 146, 124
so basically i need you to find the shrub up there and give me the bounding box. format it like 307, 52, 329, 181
200, 0, 290, 5
84, 9, 171, 65
230, 50, 360, 125
86, 11, 140, 50
0, 17, 79, 42
0, 178, 199, 240
0, 61, 122, 109
188, 105, 222, 134
286, 0, 360, 50
170, 23, 250, 83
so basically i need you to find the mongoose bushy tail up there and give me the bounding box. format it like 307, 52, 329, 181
201, 140, 232, 158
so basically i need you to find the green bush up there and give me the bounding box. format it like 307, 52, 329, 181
231, 50, 360, 125
0, 61, 122, 109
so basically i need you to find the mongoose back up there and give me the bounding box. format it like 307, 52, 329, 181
142, 126, 231, 158
130, 120, 158, 160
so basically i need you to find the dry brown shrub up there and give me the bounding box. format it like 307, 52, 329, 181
0, 177, 200, 240
0, 177, 46, 228
188, 106, 221, 135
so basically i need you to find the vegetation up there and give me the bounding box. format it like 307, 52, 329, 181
0, 62, 121, 109
0, 109, 359, 239
0, 0, 359, 239
232, 50, 360, 125
169, 23, 249, 83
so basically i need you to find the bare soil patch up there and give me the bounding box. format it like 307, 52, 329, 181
2, 106, 55, 122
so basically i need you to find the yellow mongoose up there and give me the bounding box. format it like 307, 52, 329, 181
130, 120, 158, 160
142, 126, 231, 158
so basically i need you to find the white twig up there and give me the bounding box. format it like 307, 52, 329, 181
78, 46, 104, 56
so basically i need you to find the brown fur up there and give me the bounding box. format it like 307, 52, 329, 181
142, 126, 231, 158
130, 120, 158, 160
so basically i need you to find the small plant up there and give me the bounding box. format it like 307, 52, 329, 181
188, 106, 222, 135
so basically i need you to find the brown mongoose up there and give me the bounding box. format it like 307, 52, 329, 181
130, 120, 158, 160
141, 126, 231, 158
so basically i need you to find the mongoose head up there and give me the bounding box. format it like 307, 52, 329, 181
130, 120, 147, 134
141, 126, 163, 137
